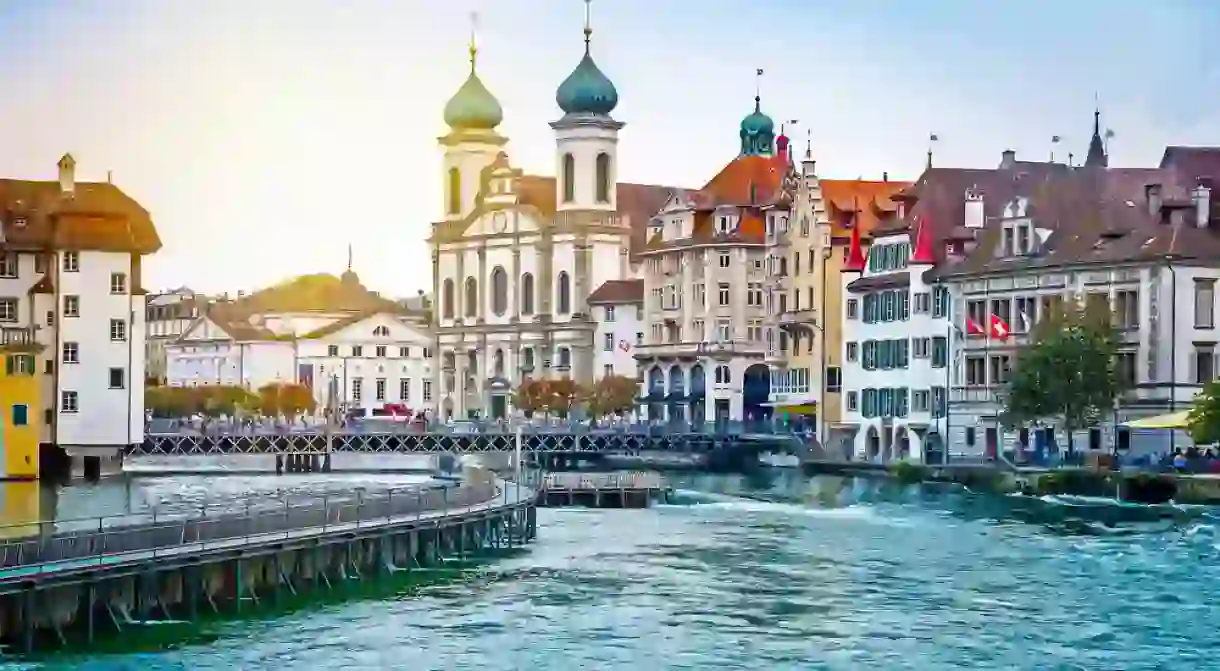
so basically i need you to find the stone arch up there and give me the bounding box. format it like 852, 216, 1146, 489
895, 426, 910, 461
866, 426, 880, 461
648, 365, 665, 421
490, 266, 508, 316
742, 363, 771, 423
595, 152, 611, 203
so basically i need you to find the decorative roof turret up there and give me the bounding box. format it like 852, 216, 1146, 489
739, 69, 775, 156
1084, 108, 1108, 168
442, 16, 503, 131
555, 0, 619, 117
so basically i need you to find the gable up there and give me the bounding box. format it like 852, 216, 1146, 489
463, 207, 542, 238
304, 311, 429, 343
175, 317, 233, 344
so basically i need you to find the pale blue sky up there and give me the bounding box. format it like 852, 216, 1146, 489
0, 0, 1216, 297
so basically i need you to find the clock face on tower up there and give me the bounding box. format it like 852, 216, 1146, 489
492, 212, 508, 233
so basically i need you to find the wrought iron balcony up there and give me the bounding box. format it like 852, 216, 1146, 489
778, 308, 821, 335
634, 340, 766, 361
0, 327, 39, 353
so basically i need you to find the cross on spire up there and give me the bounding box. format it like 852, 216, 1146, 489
468, 11, 479, 71
583, 0, 593, 49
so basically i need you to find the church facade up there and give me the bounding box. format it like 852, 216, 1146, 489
428, 18, 672, 420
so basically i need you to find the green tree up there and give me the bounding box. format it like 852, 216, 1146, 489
1003, 299, 1124, 453
1188, 381, 1220, 445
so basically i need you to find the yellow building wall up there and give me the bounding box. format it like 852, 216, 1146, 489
0, 355, 41, 480
0, 481, 43, 539
821, 247, 845, 425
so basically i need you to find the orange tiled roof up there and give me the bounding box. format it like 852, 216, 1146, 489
820, 179, 911, 237
699, 154, 789, 208
0, 179, 159, 254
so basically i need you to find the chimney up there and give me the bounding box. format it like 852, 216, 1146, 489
1146, 184, 1163, 219
57, 153, 76, 197
1000, 149, 1016, 170
1193, 181, 1212, 228
882, 171, 889, 182
963, 186, 985, 229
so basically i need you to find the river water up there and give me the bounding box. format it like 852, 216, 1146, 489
10, 469, 1220, 670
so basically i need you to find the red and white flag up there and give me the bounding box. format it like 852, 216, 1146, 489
990, 314, 1011, 340
966, 318, 986, 336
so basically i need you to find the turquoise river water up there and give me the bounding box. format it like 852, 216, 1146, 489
7, 469, 1220, 670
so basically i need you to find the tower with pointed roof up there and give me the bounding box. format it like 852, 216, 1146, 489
439, 17, 507, 223
1084, 109, 1108, 168
739, 96, 775, 157
551, 0, 623, 215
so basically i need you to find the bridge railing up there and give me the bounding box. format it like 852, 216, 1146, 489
145, 419, 814, 439
0, 480, 505, 576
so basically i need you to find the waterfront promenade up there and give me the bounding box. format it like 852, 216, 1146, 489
0, 474, 539, 652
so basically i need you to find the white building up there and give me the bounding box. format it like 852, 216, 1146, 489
429, 18, 673, 420
0, 153, 159, 455
838, 213, 950, 463
145, 287, 208, 385
588, 279, 643, 379
167, 269, 433, 416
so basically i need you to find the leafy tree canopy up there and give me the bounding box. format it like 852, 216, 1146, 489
1188, 381, 1220, 445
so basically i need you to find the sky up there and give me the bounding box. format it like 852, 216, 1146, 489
1, 0, 1218, 298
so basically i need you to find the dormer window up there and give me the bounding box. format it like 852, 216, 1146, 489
1000, 222, 1035, 257
718, 216, 730, 234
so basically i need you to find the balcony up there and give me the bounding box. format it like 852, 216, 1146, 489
0, 327, 39, 353
634, 340, 767, 361
949, 386, 1003, 405
778, 308, 820, 335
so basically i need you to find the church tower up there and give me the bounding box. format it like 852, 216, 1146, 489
439, 20, 506, 222
551, 0, 622, 214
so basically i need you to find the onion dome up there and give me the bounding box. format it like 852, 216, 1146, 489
556, 46, 618, 116
739, 96, 776, 156
443, 44, 503, 131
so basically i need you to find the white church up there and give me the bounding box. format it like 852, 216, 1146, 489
429, 12, 674, 420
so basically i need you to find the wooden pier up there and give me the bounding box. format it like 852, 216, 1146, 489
537, 471, 672, 508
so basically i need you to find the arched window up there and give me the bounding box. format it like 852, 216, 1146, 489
562, 153, 575, 203
493, 349, 504, 376
557, 271, 571, 315
447, 167, 461, 215
557, 346, 571, 369
464, 277, 477, 318
520, 272, 535, 315
595, 152, 611, 203
490, 266, 508, 316
442, 279, 455, 319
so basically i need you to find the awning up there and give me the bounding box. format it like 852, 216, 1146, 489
1124, 411, 1192, 429
762, 401, 818, 415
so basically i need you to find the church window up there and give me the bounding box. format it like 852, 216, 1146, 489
442, 279, 455, 319
557, 346, 571, 369
493, 349, 505, 376
562, 153, 575, 203
464, 277, 478, 318
447, 168, 461, 215
491, 266, 508, 316
557, 271, 571, 314
595, 152, 611, 203
521, 273, 535, 315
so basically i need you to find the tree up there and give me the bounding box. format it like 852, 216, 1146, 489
585, 375, 638, 419
1003, 299, 1124, 453
545, 378, 581, 419
512, 377, 547, 417
258, 383, 316, 418
1188, 381, 1220, 445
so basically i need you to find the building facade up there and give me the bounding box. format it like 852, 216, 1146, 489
0, 154, 159, 471
145, 287, 208, 385
588, 279, 643, 379
167, 270, 433, 416
429, 20, 673, 420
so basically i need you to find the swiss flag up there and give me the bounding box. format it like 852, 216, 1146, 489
990, 314, 1011, 340
966, 318, 986, 336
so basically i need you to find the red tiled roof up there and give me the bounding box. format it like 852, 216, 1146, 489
820, 179, 911, 238
0, 179, 159, 254
587, 279, 643, 304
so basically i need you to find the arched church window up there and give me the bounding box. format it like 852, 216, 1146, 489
521, 272, 535, 315
447, 168, 461, 215
442, 279, 455, 319
490, 266, 508, 316
595, 152, 611, 203
562, 153, 575, 203
557, 346, 571, 369
493, 349, 504, 376
557, 271, 571, 315
464, 277, 478, 318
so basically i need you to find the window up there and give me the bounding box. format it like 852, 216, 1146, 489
990, 297, 1011, 326
11, 404, 26, 427
464, 277, 478, 318
33, 254, 45, 274
846, 298, 858, 320
0, 298, 15, 323
931, 336, 948, 368
62, 251, 79, 272
373, 325, 390, 337
109, 318, 126, 342
719, 253, 730, 268
0, 253, 16, 278
846, 391, 858, 412
716, 319, 731, 342
557, 346, 571, 369
5, 355, 33, 376
375, 378, 386, 401
989, 354, 1012, 384
423, 380, 433, 402
443, 279, 455, 319
636, 332, 643, 346
932, 287, 950, 318
1195, 347, 1215, 383
328, 345, 339, 357
562, 153, 575, 202
604, 333, 614, 351
604, 306, 616, 322
557, 272, 571, 314
1114, 290, 1139, 329
447, 167, 461, 215
61, 391, 78, 413
64, 295, 80, 318
967, 300, 987, 330
718, 283, 730, 306
595, 152, 611, 203
965, 427, 976, 447
1196, 280, 1215, 329
913, 292, 931, 313
521, 273, 535, 315
108, 367, 125, 389
62, 342, 79, 364
1116, 351, 1137, 387
400, 347, 410, 357
352, 345, 363, 357
965, 357, 986, 385
826, 367, 842, 392
1014, 296, 1038, 332
490, 266, 508, 315
110, 272, 127, 294
913, 337, 930, 358
375, 345, 387, 358
913, 390, 930, 413
400, 378, 411, 401
604, 364, 614, 377
846, 341, 858, 362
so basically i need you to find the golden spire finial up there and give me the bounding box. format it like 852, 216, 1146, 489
347, 243, 353, 272
583, 0, 593, 50
468, 11, 479, 72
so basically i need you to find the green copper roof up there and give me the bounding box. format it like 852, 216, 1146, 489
556, 49, 618, 117
739, 96, 775, 156
443, 67, 503, 131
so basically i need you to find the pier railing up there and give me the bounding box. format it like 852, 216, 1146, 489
0, 480, 508, 575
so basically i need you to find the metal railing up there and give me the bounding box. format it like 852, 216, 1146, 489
0, 480, 514, 575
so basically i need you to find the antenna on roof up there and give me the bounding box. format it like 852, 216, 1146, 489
106, 170, 113, 184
